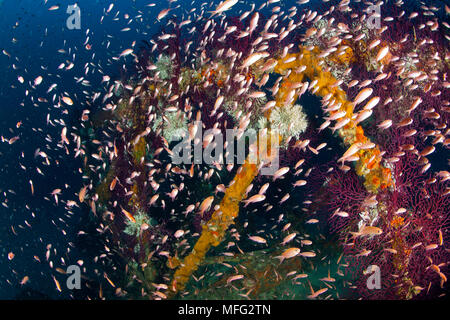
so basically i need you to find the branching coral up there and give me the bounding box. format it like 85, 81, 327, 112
155, 54, 173, 81
152, 109, 188, 143
258, 104, 308, 142
225, 95, 268, 129
123, 209, 155, 238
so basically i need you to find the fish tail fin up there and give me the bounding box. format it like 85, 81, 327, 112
274, 256, 285, 264
349, 231, 360, 239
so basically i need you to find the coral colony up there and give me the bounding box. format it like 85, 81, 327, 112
3, 0, 449, 300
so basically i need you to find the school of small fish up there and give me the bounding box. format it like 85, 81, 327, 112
1, 0, 449, 301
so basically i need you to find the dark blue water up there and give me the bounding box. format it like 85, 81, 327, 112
0, 0, 179, 299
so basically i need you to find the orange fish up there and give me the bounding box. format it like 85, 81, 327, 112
243, 194, 266, 207
109, 177, 117, 191
21, 276, 29, 285
276, 247, 301, 262
53, 276, 62, 292
308, 287, 328, 299
350, 226, 383, 238
199, 196, 214, 216
300, 251, 316, 258
121, 208, 136, 223
248, 235, 267, 244
226, 274, 244, 285
61, 96, 73, 105
79, 185, 87, 203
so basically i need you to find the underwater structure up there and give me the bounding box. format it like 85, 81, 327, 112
2, 0, 449, 300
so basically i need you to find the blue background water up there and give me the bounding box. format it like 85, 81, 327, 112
0, 0, 179, 299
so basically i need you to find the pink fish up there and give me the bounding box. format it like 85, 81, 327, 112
249, 235, 267, 244
353, 88, 373, 106
243, 194, 266, 207
272, 167, 290, 181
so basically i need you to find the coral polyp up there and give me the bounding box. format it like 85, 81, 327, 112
259, 104, 309, 141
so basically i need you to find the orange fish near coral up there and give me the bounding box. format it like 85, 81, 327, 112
307, 285, 328, 299
240, 52, 270, 69
109, 177, 117, 191
281, 233, 296, 245
199, 196, 214, 217
352, 88, 373, 107
243, 194, 266, 207
300, 251, 316, 258
226, 274, 244, 285
272, 167, 290, 181
121, 207, 136, 223
338, 142, 362, 164
351, 226, 383, 238
276, 247, 301, 262
376, 46, 389, 62
249, 235, 267, 244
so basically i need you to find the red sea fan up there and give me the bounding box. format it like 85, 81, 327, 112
341, 151, 449, 299
322, 165, 369, 234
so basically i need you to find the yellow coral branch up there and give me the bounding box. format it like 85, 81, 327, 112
274, 45, 392, 193
170, 133, 278, 294
171, 159, 258, 293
